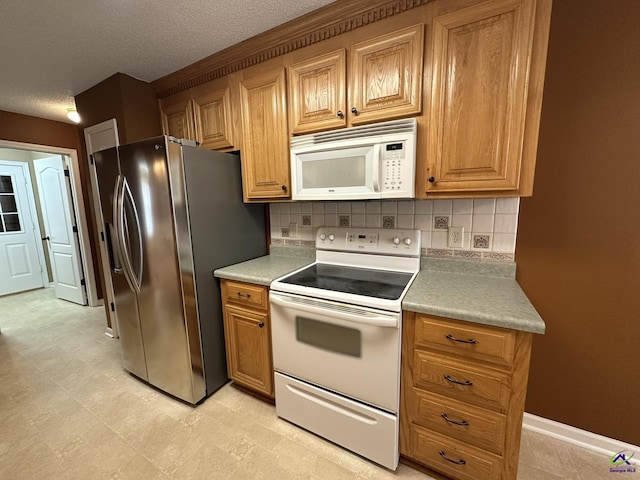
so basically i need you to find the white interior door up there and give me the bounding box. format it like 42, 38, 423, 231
85, 119, 119, 336
0, 162, 46, 296
33, 156, 86, 305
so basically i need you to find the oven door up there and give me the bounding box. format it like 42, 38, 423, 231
270, 291, 401, 413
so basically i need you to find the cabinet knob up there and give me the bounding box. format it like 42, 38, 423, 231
337, 110, 344, 118
258, 322, 265, 328
428, 176, 435, 183
351, 107, 358, 115
281, 185, 287, 191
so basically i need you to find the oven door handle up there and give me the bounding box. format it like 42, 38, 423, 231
270, 293, 398, 328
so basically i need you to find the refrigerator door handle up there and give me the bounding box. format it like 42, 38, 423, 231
123, 178, 144, 288
114, 175, 142, 293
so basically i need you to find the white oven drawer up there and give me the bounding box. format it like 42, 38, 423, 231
275, 372, 399, 470
270, 292, 401, 412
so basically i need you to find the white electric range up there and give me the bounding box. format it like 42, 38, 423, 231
270, 227, 421, 470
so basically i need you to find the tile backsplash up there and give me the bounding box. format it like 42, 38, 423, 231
269, 198, 520, 260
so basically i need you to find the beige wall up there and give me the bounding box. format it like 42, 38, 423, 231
516, 0, 640, 445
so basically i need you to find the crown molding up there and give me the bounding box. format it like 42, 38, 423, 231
153, 0, 432, 98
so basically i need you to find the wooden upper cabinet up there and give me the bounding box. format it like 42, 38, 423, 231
160, 91, 196, 141
425, 0, 538, 194
160, 78, 236, 151
289, 49, 347, 135
288, 24, 424, 134
350, 24, 424, 125
191, 80, 235, 150
239, 67, 290, 200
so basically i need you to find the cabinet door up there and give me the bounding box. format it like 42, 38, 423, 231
288, 49, 347, 134
349, 24, 424, 125
159, 91, 196, 141
191, 80, 235, 151
223, 304, 273, 396
239, 68, 290, 200
426, 0, 536, 193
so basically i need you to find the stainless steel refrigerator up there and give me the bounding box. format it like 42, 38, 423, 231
92, 136, 266, 404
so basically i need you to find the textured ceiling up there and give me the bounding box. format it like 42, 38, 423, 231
0, 0, 335, 124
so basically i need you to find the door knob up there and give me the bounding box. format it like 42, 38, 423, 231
42, 236, 50, 241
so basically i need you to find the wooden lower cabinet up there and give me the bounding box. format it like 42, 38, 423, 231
220, 279, 274, 398
400, 312, 532, 480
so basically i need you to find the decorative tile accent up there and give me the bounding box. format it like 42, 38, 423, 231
453, 250, 482, 259
281, 227, 290, 238
427, 248, 453, 257
483, 252, 515, 261
382, 216, 395, 228
302, 215, 311, 226
434, 216, 449, 230
473, 234, 491, 249
339, 215, 350, 227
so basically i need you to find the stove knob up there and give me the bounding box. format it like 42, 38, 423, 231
404, 237, 413, 246
392, 237, 401, 245
320, 234, 326, 241
329, 234, 335, 241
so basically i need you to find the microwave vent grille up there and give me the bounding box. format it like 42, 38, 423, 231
291, 118, 417, 148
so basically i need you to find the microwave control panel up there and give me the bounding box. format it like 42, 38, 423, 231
382, 142, 406, 192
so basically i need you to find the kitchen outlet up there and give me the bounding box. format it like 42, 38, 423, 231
448, 226, 464, 248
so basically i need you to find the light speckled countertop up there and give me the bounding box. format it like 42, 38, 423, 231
214, 247, 545, 334
214, 245, 314, 286
404, 258, 545, 334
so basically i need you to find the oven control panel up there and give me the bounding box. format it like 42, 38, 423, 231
316, 227, 421, 256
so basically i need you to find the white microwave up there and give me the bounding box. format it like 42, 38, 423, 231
290, 118, 417, 201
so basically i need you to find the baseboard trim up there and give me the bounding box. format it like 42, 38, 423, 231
523, 412, 640, 464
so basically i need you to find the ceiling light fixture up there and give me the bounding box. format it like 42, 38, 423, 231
67, 108, 81, 124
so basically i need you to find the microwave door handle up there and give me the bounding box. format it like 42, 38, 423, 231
372, 144, 381, 192
270, 293, 398, 328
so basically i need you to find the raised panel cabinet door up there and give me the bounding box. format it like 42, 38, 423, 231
427, 0, 537, 193
349, 24, 424, 125
288, 49, 347, 134
239, 68, 290, 200
160, 91, 196, 141
192, 82, 235, 150
223, 304, 273, 396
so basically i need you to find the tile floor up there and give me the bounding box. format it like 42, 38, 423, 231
0, 288, 622, 479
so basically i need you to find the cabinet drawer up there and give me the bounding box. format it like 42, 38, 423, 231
411, 425, 502, 480
413, 350, 510, 411
412, 389, 506, 455
415, 314, 516, 366
222, 280, 268, 310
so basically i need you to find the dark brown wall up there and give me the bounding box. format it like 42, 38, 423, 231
516, 0, 640, 445
75, 72, 161, 144
0, 110, 82, 152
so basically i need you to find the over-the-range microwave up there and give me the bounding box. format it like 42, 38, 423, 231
290, 118, 417, 201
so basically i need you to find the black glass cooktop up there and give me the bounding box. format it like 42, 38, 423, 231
280, 263, 414, 300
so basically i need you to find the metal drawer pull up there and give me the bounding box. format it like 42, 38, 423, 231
444, 374, 473, 386
445, 334, 477, 344
441, 413, 469, 426
439, 450, 466, 465
237, 292, 251, 298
